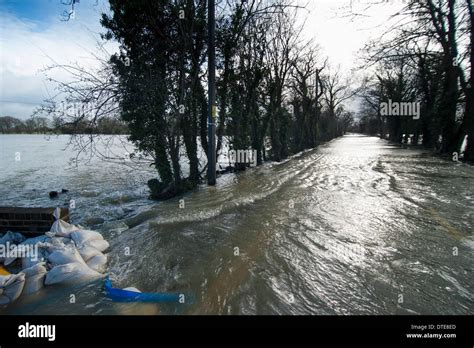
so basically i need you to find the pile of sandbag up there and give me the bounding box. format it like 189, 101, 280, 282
0, 273, 25, 305
0, 218, 110, 307
48, 219, 109, 274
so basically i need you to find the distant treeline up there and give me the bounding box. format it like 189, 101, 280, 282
0, 116, 129, 134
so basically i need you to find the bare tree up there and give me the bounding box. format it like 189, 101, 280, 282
322, 65, 358, 139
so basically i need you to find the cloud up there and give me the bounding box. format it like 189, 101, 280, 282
1, 0, 406, 119
0, 4, 118, 119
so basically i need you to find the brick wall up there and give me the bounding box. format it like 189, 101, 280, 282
0, 207, 70, 235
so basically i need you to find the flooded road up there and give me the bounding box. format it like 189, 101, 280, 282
1, 134, 473, 315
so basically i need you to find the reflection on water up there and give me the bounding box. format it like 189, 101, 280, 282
1, 134, 473, 314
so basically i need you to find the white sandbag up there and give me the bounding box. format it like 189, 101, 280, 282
3, 255, 17, 267
77, 245, 102, 262
3, 248, 18, 266
0, 231, 26, 245
22, 262, 47, 277
70, 229, 104, 246
21, 263, 47, 295
3, 272, 24, 286
23, 273, 46, 295
48, 246, 87, 267
5, 235, 61, 268
39, 238, 68, 254
4, 235, 49, 267
50, 220, 80, 237
19, 236, 51, 269
22, 256, 45, 270
1, 273, 25, 302
14, 235, 67, 269
44, 262, 102, 286
54, 237, 73, 246
44, 233, 73, 244
21, 243, 49, 270
1, 232, 27, 265
86, 253, 107, 273
82, 239, 109, 253
3, 273, 20, 287
22, 235, 50, 245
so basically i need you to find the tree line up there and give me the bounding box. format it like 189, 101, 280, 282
38, 0, 355, 199
356, 0, 473, 162
0, 115, 128, 134
0, 116, 50, 134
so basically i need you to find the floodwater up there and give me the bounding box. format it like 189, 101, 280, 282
1, 134, 473, 315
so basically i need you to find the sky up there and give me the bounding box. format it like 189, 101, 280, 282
302, 0, 404, 71
0, 0, 406, 120
0, 0, 116, 119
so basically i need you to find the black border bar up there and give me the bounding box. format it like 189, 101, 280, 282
0, 315, 472, 346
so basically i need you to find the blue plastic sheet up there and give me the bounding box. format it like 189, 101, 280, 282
104, 277, 182, 303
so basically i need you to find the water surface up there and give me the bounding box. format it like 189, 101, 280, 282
1, 134, 472, 315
